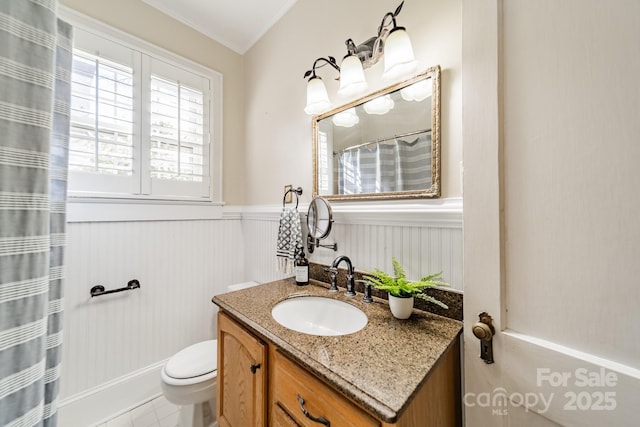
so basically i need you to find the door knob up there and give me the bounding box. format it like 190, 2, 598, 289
472, 321, 494, 341
473, 312, 495, 364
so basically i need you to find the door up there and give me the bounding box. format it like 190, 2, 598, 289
462, 1, 640, 425
217, 312, 267, 427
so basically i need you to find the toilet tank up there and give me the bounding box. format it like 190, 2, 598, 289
212, 282, 260, 342
227, 281, 260, 292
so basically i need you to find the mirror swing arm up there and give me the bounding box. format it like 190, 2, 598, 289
307, 236, 337, 253
307, 235, 337, 254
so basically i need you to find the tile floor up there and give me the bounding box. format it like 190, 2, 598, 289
96, 395, 182, 427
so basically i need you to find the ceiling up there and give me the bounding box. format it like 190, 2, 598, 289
142, 0, 299, 54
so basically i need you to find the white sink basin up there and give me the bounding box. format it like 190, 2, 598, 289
271, 296, 367, 336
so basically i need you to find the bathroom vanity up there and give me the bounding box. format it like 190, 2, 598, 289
212, 278, 462, 427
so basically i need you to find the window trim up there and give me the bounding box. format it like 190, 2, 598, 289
60, 6, 223, 209
66, 198, 224, 222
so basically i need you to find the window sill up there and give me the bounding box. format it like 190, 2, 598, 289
66, 198, 225, 222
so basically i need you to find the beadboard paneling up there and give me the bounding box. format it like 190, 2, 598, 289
61, 219, 244, 399
310, 223, 463, 291
60, 202, 463, 408
242, 202, 463, 291
242, 218, 292, 284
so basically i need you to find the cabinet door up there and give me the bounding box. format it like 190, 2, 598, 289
217, 312, 267, 427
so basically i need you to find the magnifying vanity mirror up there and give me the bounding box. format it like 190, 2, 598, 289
306, 197, 337, 253
312, 65, 441, 201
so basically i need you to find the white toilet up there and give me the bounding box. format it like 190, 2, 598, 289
160, 281, 260, 427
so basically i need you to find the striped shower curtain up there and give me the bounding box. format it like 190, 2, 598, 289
0, 1, 72, 426
337, 134, 432, 194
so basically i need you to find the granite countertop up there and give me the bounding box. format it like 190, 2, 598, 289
212, 278, 462, 423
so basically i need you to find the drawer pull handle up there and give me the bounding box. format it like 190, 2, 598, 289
297, 395, 330, 426
250, 363, 261, 374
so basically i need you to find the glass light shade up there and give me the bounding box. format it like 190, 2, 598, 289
337, 55, 368, 98
400, 79, 432, 102
331, 108, 359, 128
363, 94, 395, 115
304, 76, 331, 115
382, 27, 418, 82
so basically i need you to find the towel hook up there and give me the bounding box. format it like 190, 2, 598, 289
283, 187, 303, 208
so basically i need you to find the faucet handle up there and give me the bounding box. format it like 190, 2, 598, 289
345, 273, 356, 297
323, 267, 339, 292
362, 283, 373, 303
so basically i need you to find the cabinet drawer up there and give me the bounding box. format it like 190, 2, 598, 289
271, 350, 379, 427
273, 403, 301, 427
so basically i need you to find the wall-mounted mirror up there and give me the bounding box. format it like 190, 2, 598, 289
306, 197, 337, 253
312, 65, 440, 201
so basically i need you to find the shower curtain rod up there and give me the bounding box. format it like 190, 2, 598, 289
334, 128, 431, 155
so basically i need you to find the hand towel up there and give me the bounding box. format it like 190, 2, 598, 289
276, 206, 302, 274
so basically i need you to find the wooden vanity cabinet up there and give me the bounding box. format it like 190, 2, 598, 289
218, 311, 461, 427
217, 312, 267, 427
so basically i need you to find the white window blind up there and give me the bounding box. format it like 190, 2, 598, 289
146, 58, 211, 198
150, 77, 206, 183
67, 25, 220, 202
70, 50, 134, 177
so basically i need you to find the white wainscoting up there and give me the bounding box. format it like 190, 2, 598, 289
243, 198, 464, 290
59, 200, 462, 424
60, 218, 245, 424
242, 216, 294, 284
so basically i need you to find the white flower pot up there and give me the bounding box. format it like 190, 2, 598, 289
388, 294, 414, 319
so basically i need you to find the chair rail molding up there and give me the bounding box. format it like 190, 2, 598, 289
238, 197, 462, 228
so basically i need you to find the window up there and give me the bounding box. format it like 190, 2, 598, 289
150, 76, 204, 183
70, 52, 134, 176
67, 25, 221, 202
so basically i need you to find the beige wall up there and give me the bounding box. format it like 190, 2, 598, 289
60, 0, 246, 205
59, 0, 461, 205
243, 0, 462, 205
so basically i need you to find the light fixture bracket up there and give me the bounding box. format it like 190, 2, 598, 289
304, 56, 340, 80
347, 0, 405, 69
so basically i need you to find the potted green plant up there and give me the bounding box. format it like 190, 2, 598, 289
359, 258, 449, 319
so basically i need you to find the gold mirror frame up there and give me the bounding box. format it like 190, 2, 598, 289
312, 65, 441, 201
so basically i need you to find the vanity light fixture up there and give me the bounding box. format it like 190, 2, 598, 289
303, 1, 416, 115
380, 21, 417, 81
304, 57, 340, 115
337, 39, 368, 98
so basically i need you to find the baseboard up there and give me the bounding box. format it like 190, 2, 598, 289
58, 359, 167, 427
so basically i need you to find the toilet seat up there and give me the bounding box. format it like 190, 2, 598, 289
165, 340, 217, 379
161, 367, 216, 386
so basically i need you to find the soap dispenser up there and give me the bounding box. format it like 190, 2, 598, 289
294, 245, 309, 286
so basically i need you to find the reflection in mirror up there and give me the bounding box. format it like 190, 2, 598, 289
313, 66, 440, 201
306, 197, 337, 253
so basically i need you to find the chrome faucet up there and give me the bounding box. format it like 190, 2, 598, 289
328, 255, 356, 297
